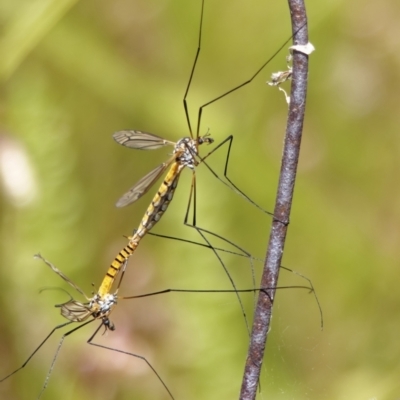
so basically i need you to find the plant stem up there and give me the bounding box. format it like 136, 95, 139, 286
239, 1, 310, 398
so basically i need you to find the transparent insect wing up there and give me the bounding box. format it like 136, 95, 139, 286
113, 130, 175, 150
57, 299, 92, 322
116, 158, 173, 207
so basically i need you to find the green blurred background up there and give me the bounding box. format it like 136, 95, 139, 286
0, 0, 399, 399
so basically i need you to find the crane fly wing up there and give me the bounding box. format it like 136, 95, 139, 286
113, 130, 175, 150
116, 158, 174, 207
57, 300, 91, 322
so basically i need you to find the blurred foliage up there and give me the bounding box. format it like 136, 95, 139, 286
0, 0, 399, 399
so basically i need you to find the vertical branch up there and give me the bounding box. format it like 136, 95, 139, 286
239, 1, 310, 399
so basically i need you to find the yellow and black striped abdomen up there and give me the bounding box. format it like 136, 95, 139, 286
134, 161, 183, 239
98, 241, 138, 297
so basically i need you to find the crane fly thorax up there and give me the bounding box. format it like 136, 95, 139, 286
90, 293, 118, 316
174, 135, 213, 169
88, 293, 118, 330
173, 137, 197, 169
56, 292, 117, 328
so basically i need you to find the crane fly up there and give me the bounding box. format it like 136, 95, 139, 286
0, 0, 314, 398
112, 0, 302, 241
113, 130, 213, 239
112, 0, 305, 335
0, 253, 175, 400
113, 130, 212, 207
112, 0, 299, 228
0, 250, 321, 400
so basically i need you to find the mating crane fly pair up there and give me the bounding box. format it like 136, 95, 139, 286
21, 254, 175, 400
0, 121, 275, 400
56, 129, 219, 336
0, 0, 316, 398
93, 130, 216, 303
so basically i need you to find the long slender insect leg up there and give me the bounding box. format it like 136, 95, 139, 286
194, 24, 307, 138
192, 171, 197, 227
183, 0, 205, 138
184, 172, 195, 226
34, 253, 89, 300
148, 230, 323, 329
87, 325, 175, 400
0, 321, 74, 383
199, 135, 276, 218
36, 319, 95, 399
185, 221, 257, 329
122, 285, 322, 329
183, 187, 252, 335
184, 170, 258, 299
114, 259, 129, 295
